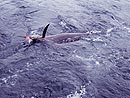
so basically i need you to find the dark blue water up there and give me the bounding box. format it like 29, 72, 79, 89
0, 0, 130, 98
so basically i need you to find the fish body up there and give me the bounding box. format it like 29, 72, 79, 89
24, 32, 89, 44
24, 24, 90, 44
39, 32, 89, 44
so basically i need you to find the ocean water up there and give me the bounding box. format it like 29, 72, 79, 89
0, 0, 130, 98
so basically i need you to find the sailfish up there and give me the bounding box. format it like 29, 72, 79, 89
24, 24, 90, 44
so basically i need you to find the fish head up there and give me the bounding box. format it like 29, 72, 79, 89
24, 35, 33, 44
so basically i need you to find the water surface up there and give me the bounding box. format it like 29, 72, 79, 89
0, 0, 130, 98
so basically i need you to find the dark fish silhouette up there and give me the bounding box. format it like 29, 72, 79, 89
24, 24, 90, 44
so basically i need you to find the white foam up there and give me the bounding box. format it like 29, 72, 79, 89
1, 78, 7, 83
124, 27, 130, 32
107, 28, 114, 33
92, 30, 101, 34
95, 61, 100, 65
93, 37, 103, 42
30, 31, 41, 38
60, 21, 66, 27
67, 86, 86, 98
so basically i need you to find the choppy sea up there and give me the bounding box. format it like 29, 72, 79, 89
0, 0, 130, 98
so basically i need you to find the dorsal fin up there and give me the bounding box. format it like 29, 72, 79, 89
42, 24, 50, 38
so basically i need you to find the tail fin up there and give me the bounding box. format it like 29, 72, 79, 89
42, 24, 50, 38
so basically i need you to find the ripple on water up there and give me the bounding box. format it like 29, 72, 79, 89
0, 0, 130, 98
